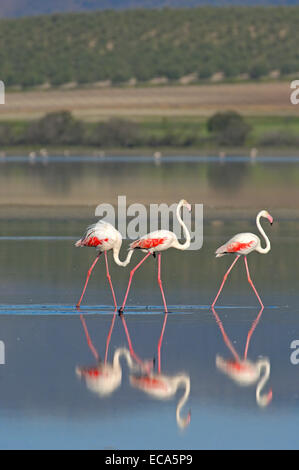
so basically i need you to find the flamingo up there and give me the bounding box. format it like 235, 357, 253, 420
76, 312, 151, 397
76, 346, 136, 397
216, 356, 272, 407
212, 210, 273, 308
212, 306, 272, 407
75, 220, 134, 308
129, 314, 191, 429
118, 199, 191, 314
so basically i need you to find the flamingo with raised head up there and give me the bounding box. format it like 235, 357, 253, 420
118, 199, 191, 314
212, 210, 273, 308
212, 306, 272, 407
129, 314, 191, 429
75, 220, 134, 308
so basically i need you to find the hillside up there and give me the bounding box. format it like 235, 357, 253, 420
0, 7, 298, 87
0, 0, 299, 18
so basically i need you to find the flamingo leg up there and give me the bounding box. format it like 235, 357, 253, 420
211, 255, 240, 308
211, 307, 241, 362
76, 253, 102, 308
157, 313, 168, 374
157, 254, 168, 313
244, 256, 264, 308
104, 311, 117, 364
244, 306, 264, 360
120, 313, 153, 373
104, 251, 117, 309
118, 252, 152, 314
80, 314, 100, 362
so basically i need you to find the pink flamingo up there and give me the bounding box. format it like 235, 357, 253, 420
212, 306, 273, 407
129, 314, 191, 429
118, 199, 191, 314
212, 210, 273, 308
75, 221, 134, 308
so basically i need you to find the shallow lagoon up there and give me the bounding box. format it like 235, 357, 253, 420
0, 155, 298, 449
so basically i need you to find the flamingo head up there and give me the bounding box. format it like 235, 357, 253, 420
179, 409, 191, 429
261, 210, 273, 225
257, 388, 273, 408
181, 199, 192, 213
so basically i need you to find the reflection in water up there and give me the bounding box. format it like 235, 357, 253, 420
129, 313, 191, 429
76, 312, 153, 397
207, 162, 250, 193
76, 312, 124, 396
212, 307, 272, 407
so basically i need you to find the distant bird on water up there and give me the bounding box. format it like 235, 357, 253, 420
75, 221, 133, 308
212, 210, 273, 308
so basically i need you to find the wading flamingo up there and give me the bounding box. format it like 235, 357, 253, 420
212, 306, 272, 407
212, 210, 273, 308
118, 199, 191, 314
76, 312, 151, 397
75, 220, 134, 308
129, 314, 191, 429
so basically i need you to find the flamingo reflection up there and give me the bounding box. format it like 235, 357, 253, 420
128, 313, 191, 429
212, 307, 272, 407
76, 311, 150, 397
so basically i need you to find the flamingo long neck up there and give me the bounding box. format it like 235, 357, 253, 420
256, 212, 271, 254
256, 360, 271, 407
172, 201, 191, 251
113, 244, 134, 267
173, 375, 191, 429
113, 348, 134, 370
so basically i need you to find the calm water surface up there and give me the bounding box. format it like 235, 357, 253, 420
0, 156, 298, 449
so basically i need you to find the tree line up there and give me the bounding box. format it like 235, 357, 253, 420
0, 7, 298, 87
1, 111, 299, 149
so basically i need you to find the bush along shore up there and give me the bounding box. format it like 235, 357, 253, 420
1, 111, 299, 154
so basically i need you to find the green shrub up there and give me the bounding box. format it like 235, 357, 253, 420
207, 111, 251, 146
25, 111, 85, 145
258, 131, 299, 147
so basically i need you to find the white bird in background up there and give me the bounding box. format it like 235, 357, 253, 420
75, 221, 134, 308
212, 210, 274, 308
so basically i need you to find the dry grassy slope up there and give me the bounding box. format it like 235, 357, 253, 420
2, 82, 299, 121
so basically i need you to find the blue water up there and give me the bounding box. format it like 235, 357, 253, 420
0, 156, 298, 449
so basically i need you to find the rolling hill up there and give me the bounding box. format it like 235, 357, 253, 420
0, 7, 298, 88
0, 0, 299, 18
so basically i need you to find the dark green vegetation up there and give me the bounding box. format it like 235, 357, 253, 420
0, 7, 299, 87
1, 111, 299, 150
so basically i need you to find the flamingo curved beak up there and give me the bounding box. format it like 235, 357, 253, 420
185, 202, 192, 212
268, 214, 274, 225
